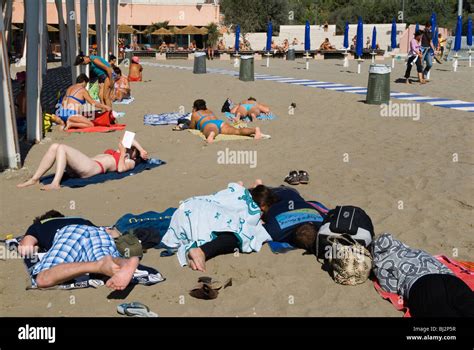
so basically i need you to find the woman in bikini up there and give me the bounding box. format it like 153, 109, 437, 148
229, 97, 271, 122
17, 138, 148, 191
190, 99, 262, 143
56, 74, 111, 130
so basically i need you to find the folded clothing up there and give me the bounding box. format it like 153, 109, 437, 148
40, 158, 165, 188
144, 112, 191, 126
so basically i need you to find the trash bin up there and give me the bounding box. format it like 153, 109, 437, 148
366, 64, 391, 105
239, 55, 254, 81
193, 52, 207, 74
287, 48, 296, 61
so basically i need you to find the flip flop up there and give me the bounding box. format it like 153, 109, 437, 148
117, 302, 158, 317
189, 277, 232, 300
285, 170, 300, 185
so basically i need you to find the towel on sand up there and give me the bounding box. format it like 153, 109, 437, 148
66, 124, 126, 133
23, 253, 165, 290
114, 97, 135, 105
144, 112, 191, 126
114, 209, 177, 238
161, 182, 271, 266
40, 158, 165, 188
373, 255, 474, 317
224, 111, 276, 121
188, 129, 271, 142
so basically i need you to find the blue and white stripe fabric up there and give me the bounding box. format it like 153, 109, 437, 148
30, 225, 120, 284
142, 62, 474, 113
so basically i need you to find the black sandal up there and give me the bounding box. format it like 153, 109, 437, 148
298, 170, 309, 184
284, 171, 300, 185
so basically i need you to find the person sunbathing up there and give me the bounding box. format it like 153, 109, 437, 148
190, 99, 262, 143
159, 41, 168, 53
217, 39, 226, 51
281, 39, 289, 52
128, 56, 143, 82
17, 138, 148, 190
29, 224, 139, 290
112, 66, 131, 102
56, 74, 111, 130
229, 97, 271, 122
186, 181, 327, 272
320, 38, 335, 50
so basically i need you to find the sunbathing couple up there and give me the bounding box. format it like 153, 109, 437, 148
190, 99, 263, 143
17, 136, 148, 190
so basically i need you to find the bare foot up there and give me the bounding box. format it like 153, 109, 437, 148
188, 247, 206, 272
40, 183, 61, 191
106, 260, 136, 291
97, 256, 120, 277
254, 127, 262, 140
17, 178, 39, 188
405, 79, 411, 84
206, 131, 216, 143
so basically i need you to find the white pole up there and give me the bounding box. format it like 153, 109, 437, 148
371, 52, 375, 63
266, 55, 269, 67
343, 49, 349, 68
469, 49, 472, 67
391, 54, 395, 68
305, 52, 310, 70
0, 6, 21, 169
357, 59, 363, 74
453, 53, 459, 72
25, 0, 42, 143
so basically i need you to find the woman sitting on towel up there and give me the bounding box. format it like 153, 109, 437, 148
112, 67, 131, 102
17, 138, 148, 191
56, 74, 111, 130
190, 99, 263, 143
229, 97, 271, 122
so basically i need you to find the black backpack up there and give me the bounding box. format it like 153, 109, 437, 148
315, 206, 374, 260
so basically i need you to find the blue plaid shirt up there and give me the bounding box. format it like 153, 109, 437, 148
30, 225, 120, 284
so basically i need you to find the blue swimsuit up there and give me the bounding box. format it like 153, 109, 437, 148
56, 88, 86, 122
195, 111, 223, 133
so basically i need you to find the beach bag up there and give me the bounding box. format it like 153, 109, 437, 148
93, 111, 116, 127
88, 81, 100, 101
315, 205, 374, 260
327, 234, 372, 286
43, 113, 54, 133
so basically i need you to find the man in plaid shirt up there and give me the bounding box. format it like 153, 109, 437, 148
30, 224, 139, 290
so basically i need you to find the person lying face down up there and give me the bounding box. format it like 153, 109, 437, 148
372, 233, 474, 317
29, 223, 140, 291
229, 97, 271, 122
17, 137, 148, 190
185, 181, 327, 272
189, 99, 263, 143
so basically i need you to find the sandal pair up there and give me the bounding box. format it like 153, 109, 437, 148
117, 302, 158, 317
189, 276, 232, 300
284, 170, 309, 185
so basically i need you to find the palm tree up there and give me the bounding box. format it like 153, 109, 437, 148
144, 21, 170, 35
206, 22, 220, 48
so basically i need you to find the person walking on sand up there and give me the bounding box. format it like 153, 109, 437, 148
190, 99, 263, 143
404, 31, 426, 84
420, 22, 437, 81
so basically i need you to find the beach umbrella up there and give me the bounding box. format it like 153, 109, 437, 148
151, 28, 173, 36
118, 24, 139, 34
356, 17, 363, 73
234, 24, 240, 54
343, 21, 349, 49
431, 13, 438, 48
453, 15, 462, 72
371, 26, 377, 50
266, 21, 272, 52
391, 18, 397, 50
304, 20, 310, 52
415, 23, 419, 32
47, 25, 59, 32
468, 17, 473, 67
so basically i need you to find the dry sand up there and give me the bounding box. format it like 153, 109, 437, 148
0, 57, 472, 317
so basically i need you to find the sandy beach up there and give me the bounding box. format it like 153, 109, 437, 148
0, 57, 472, 317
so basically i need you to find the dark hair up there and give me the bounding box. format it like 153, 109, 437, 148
76, 73, 89, 84
74, 52, 86, 66
33, 210, 65, 225
291, 223, 318, 254
249, 185, 279, 212
193, 99, 207, 111
113, 66, 122, 75
414, 30, 423, 37
248, 97, 257, 101
425, 22, 432, 28
109, 54, 117, 61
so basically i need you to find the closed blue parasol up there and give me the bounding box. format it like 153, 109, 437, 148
467, 17, 472, 47
415, 23, 419, 33
431, 13, 438, 47
266, 21, 272, 52
356, 17, 363, 58
454, 15, 462, 51
391, 18, 397, 49
234, 25, 240, 53
304, 20, 310, 52
343, 21, 349, 49
371, 26, 377, 50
